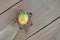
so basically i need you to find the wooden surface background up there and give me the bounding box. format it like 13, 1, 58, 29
0, 0, 60, 40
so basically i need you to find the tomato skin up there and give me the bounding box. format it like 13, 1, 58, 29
18, 11, 29, 25
16, 11, 32, 29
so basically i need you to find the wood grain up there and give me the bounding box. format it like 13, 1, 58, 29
0, 0, 60, 40
0, 1, 26, 40
0, 0, 20, 14
27, 19, 60, 40
0, 23, 19, 40
0, 0, 30, 40
13, 0, 60, 39
0, 0, 27, 31
24, 0, 60, 39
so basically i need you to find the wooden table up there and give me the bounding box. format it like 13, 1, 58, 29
0, 0, 60, 40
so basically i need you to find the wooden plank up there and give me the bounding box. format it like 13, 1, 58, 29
0, 1, 28, 40
13, 30, 25, 40
0, 0, 20, 14
0, 0, 60, 40
0, 22, 19, 40
13, 0, 60, 39
24, 0, 60, 39
27, 18, 60, 40
0, 0, 28, 30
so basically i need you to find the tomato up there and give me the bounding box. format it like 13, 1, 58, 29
18, 11, 28, 25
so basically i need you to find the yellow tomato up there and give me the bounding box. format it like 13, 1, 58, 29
18, 13, 28, 25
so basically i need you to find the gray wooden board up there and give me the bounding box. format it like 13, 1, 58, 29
0, 0, 20, 14
0, 0, 60, 40
13, 0, 60, 40
24, 0, 60, 39
27, 18, 60, 40
0, 1, 26, 31
0, 21, 19, 40
0, 1, 27, 40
